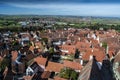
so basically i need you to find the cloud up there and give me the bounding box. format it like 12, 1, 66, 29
5, 3, 120, 17
1, 2, 120, 17
1, 0, 120, 4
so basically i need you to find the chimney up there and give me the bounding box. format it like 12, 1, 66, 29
106, 45, 109, 54
78, 37, 81, 41
80, 59, 83, 66
87, 33, 90, 38
99, 43, 102, 47
96, 36, 100, 43
89, 55, 93, 60
91, 49, 94, 53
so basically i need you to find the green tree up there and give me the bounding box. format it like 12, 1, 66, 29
49, 47, 54, 54
70, 70, 78, 80
59, 68, 78, 80
59, 68, 70, 79
102, 42, 107, 50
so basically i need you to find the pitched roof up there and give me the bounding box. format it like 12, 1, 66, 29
46, 62, 64, 72
78, 59, 102, 80
60, 44, 76, 54
82, 48, 105, 62
63, 60, 82, 70
34, 56, 47, 66
41, 71, 51, 79
75, 42, 90, 49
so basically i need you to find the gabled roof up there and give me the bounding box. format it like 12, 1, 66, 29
34, 57, 47, 66
82, 48, 105, 62
78, 59, 102, 80
60, 44, 76, 54
41, 71, 51, 79
63, 60, 82, 70
75, 42, 91, 49
46, 62, 64, 72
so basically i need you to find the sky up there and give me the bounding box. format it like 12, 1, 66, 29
0, 0, 120, 17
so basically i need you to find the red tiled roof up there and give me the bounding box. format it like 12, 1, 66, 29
34, 57, 47, 66
63, 60, 82, 70
91, 38, 99, 43
46, 62, 64, 72
75, 42, 91, 49
82, 49, 105, 62
108, 50, 115, 58
60, 45, 76, 54
41, 71, 51, 79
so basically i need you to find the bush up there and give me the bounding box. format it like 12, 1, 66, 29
59, 68, 78, 80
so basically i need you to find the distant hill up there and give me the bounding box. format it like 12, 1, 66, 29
0, 14, 120, 24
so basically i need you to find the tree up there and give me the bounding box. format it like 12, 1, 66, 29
47, 47, 55, 61
59, 68, 70, 79
102, 42, 107, 50
70, 70, 78, 80
59, 68, 78, 80
49, 47, 54, 54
